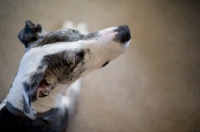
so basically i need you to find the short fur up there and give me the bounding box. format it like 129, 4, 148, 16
0, 20, 131, 132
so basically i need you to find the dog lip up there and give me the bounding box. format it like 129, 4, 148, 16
102, 61, 110, 67
38, 86, 50, 97
33, 80, 51, 100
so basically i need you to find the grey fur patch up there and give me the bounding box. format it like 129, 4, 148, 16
34, 29, 85, 47
23, 96, 31, 114
40, 49, 87, 84
33, 30, 100, 48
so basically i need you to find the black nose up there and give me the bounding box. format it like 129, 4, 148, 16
114, 25, 131, 43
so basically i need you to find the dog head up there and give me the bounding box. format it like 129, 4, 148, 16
8, 20, 131, 119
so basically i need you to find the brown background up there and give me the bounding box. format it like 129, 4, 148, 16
0, 1, 200, 132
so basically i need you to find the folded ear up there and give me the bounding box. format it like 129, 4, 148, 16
18, 20, 42, 48
21, 66, 47, 120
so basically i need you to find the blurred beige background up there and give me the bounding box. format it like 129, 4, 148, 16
0, 0, 200, 132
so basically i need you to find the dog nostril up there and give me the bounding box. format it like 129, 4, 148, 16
114, 25, 131, 44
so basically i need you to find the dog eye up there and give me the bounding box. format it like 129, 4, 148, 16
75, 56, 81, 62
75, 51, 84, 62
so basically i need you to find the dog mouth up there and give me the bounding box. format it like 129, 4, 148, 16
31, 68, 58, 102
37, 80, 51, 97
32, 79, 52, 101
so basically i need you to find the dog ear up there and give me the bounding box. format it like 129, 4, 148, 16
18, 20, 42, 48
21, 66, 47, 120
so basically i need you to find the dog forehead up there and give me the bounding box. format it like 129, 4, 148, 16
35, 29, 84, 46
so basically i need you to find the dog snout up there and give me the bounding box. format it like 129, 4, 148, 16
114, 25, 131, 43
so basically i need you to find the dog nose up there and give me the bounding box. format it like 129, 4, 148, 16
114, 25, 131, 43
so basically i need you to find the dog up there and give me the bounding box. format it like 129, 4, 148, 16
0, 20, 131, 132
